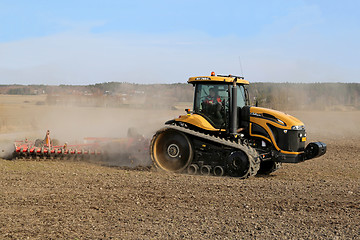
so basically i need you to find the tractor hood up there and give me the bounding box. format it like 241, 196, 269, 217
249, 107, 304, 130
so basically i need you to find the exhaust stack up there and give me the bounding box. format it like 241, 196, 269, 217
230, 79, 238, 135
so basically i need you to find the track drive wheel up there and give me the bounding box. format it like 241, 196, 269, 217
151, 128, 193, 173
227, 150, 259, 179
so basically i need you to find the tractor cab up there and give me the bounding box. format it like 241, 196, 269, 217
188, 73, 250, 132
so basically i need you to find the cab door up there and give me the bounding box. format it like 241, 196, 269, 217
193, 83, 229, 129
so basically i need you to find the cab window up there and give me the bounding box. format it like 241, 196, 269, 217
194, 84, 229, 128
236, 85, 246, 108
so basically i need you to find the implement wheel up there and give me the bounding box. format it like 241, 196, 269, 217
151, 128, 193, 172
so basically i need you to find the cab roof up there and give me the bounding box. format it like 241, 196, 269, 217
188, 75, 249, 85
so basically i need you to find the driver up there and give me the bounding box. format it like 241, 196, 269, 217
202, 88, 223, 125
205, 88, 221, 105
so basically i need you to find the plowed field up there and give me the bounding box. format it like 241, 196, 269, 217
0, 98, 359, 239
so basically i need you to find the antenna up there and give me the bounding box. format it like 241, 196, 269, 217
238, 56, 244, 77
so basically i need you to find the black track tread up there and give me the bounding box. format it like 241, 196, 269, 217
152, 125, 260, 178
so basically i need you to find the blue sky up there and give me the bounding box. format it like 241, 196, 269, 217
0, 0, 359, 84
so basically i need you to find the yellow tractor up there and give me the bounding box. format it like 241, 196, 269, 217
150, 72, 326, 178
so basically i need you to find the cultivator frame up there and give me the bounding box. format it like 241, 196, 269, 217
1, 129, 150, 163
14, 143, 103, 160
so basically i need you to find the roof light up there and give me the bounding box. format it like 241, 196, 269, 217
211, 71, 215, 76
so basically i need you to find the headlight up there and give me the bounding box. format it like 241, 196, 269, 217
291, 125, 305, 130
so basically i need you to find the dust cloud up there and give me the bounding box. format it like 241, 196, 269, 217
0, 141, 15, 160
0, 95, 185, 167
1, 94, 359, 166
287, 111, 360, 140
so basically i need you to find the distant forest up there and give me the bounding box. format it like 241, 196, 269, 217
0, 82, 359, 111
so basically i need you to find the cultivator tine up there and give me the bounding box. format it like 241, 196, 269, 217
12, 145, 103, 161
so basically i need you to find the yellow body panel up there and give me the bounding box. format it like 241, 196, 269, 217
175, 114, 225, 131
250, 107, 304, 130
188, 76, 249, 85
249, 107, 305, 154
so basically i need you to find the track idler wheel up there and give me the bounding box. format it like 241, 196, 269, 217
151, 129, 193, 172
227, 150, 258, 178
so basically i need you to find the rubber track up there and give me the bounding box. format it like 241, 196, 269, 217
161, 125, 261, 178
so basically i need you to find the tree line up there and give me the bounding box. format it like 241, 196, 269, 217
0, 82, 359, 111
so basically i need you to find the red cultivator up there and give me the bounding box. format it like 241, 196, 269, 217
14, 140, 103, 160
1, 129, 150, 166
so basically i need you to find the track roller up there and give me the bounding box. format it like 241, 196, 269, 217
187, 164, 199, 175
200, 165, 211, 175
213, 166, 224, 176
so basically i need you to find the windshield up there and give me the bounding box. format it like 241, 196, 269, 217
194, 84, 229, 128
